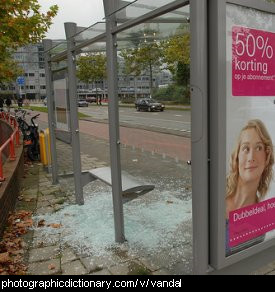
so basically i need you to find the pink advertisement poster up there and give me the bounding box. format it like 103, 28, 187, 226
229, 198, 275, 247
232, 26, 275, 96
226, 18, 275, 256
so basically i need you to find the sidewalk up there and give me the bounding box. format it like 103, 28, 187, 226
13, 137, 192, 275
18, 164, 159, 275
18, 159, 275, 275
5, 122, 275, 275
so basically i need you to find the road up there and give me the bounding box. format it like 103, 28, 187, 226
34, 109, 191, 162
33, 102, 191, 136
78, 105, 191, 136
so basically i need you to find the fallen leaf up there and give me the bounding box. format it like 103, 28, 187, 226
37, 219, 45, 227
8, 265, 16, 272
0, 209, 32, 275
48, 264, 56, 270
11, 250, 24, 256
0, 252, 11, 264
48, 223, 62, 229
16, 223, 27, 229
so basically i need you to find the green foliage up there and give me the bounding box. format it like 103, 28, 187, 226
162, 34, 190, 71
0, 58, 24, 84
0, 0, 58, 84
76, 54, 107, 84
120, 96, 135, 104
0, 93, 15, 100
175, 62, 190, 87
120, 30, 190, 90
163, 35, 188, 65
120, 42, 163, 92
153, 84, 190, 105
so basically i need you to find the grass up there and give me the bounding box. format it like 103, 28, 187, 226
16, 105, 90, 118
23, 105, 48, 113
78, 112, 91, 118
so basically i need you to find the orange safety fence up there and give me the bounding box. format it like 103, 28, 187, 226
0, 111, 20, 182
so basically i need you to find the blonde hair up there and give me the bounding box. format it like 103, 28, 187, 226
226, 119, 274, 199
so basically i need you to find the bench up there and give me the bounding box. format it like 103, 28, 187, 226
80, 166, 155, 203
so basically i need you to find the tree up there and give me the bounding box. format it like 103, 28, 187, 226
0, 0, 58, 84
0, 57, 23, 85
76, 53, 107, 103
121, 42, 163, 95
175, 61, 190, 87
161, 33, 190, 86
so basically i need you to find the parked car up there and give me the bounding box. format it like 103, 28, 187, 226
135, 98, 165, 112
77, 99, 89, 107
86, 96, 97, 103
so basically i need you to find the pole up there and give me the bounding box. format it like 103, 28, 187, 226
43, 39, 59, 184
65, 22, 84, 205
104, 0, 125, 243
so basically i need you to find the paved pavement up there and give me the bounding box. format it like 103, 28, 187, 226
19, 159, 275, 275
16, 134, 193, 275
8, 109, 275, 275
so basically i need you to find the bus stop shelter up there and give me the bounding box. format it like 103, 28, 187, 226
43, 0, 275, 274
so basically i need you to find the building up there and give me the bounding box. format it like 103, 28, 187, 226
0, 43, 172, 101
0, 44, 47, 100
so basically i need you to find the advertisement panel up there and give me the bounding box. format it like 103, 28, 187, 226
53, 78, 70, 131
226, 4, 275, 256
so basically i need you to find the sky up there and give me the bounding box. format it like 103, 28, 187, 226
38, 0, 105, 40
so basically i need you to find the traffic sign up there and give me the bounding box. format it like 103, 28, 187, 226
16, 77, 25, 85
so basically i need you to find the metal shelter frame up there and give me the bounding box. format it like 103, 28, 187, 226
191, 0, 275, 275
207, 0, 275, 274
43, 0, 190, 242
42, 0, 275, 274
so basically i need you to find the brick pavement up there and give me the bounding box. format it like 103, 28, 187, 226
7, 111, 275, 275
19, 161, 275, 275
15, 137, 192, 275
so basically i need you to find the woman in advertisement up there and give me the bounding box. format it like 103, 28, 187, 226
226, 119, 274, 255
